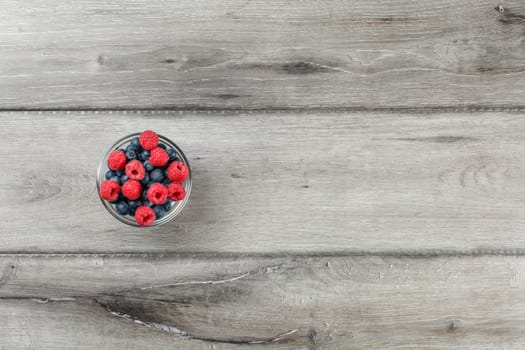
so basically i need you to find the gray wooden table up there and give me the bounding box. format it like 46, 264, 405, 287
1, 1, 525, 349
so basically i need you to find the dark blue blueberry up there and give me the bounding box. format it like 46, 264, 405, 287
142, 190, 149, 201
147, 181, 155, 188
116, 201, 130, 215
128, 200, 141, 211
143, 200, 154, 207
153, 205, 166, 219
126, 149, 137, 160
115, 170, 124, 177
130, 137, 141, 148
158, 143, 167, 150
144, 161, 154, 172
163, 200, 172, 211
140, 173, 150, 185
121, 175, 129, 183
105, 170, 116, 180
109, 176, 120, 184
166, 148, 179, 162
126, 143, 140, 153
163, 178, 171, 186
150, 168, 164, 182
139, 150, 150, 161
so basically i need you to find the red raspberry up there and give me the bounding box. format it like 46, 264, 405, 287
107, 150, 126, 170
125, 160, 145, 180
139, 130, 159, 150
99, 180, 120, 201
149, 147, 169, 167
147, 183, 168, 205
167, 182, 186, 201
135, 206, 156, 226
122, 180, 142, 200
167, 161, 189, 183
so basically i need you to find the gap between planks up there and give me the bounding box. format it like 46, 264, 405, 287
2, 250, 525, 258
2, 105, 525, 114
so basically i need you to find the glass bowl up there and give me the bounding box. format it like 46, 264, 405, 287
96, 132, 191, 227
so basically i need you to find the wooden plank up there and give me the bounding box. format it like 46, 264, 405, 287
1, 255, 524, 349
1, 111, 524, 253
1, 0, 525, 109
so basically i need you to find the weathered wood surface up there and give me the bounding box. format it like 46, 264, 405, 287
1, 0, 525, 109
1, 255, 524, 349
2, 0, 525, 346
1, 112, 524, 253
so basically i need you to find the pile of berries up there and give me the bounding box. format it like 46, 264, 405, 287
99, 130, 189, 226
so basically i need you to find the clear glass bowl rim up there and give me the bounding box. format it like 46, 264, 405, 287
96, 132, 192, 227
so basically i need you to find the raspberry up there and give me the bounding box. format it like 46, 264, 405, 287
135, 206, 156, 226
107, 150, 127, 170
149, 147, 169, 167
99, 180, 120, 201
139, 130, 159, 150
147, 183, 168, 205
167, 161, 189, 183
167, 182, 186, 201
125, 160, 145, 181
122, 180, 142, 200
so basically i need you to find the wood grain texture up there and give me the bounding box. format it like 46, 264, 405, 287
1, 255, 525, 349
0, 111, 524, 253
1, 0, 525, 109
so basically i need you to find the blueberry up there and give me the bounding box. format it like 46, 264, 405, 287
153, 205, 166, 219
163, 178, 171, 186
105, 170, 116, 180
130, 137, 141, 148
115, 170, 124, 177
142, 190, 149, 201
139, 150, 150, 162
121, 175, 129, 183
143, 200, 154, 208
147, 181, 155, 188
166, 148, 179, 162
163, 200, 172, 211
140, 173, 150, 185
126, 143, 140, 152
109, 176, 120, 184
116, 201, 130, 215
126, 149, 137, 160
150, 168, 164, 182
128, 200, 141, 211
158, 143, 167, 150
144, 161, 154, 172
